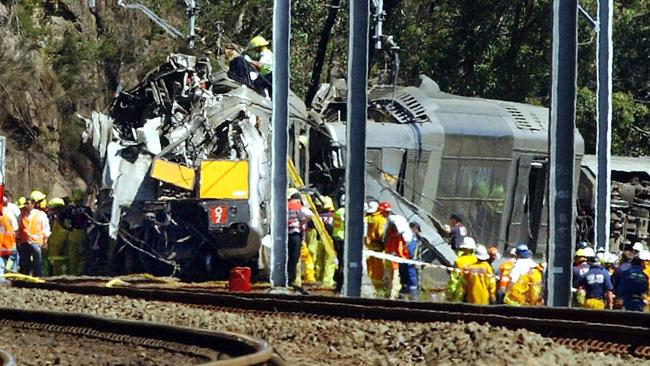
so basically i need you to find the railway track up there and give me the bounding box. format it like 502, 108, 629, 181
0, 305, 286, 366
11, 279, 650, 359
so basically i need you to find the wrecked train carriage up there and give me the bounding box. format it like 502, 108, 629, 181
82, 54, 310, 278
302, 76, 585, 264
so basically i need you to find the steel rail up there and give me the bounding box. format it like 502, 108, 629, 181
0, 306, 287, 366
11, 281, 650, 358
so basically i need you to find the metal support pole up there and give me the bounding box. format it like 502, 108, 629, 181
186, 0, 197, 49
343, 0, 369, 297
595, 0, 612, 252
547, 0, 578, 307
270, 0, 291, 287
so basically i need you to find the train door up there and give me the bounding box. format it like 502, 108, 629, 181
507, 156, 548, 255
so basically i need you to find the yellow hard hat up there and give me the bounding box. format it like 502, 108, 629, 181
30, 190, 47, 202
575, 248, 586, 257
49, 197, 65, 208
321, 196, 335, 211
17, 197, 27, 209
249, 35, 269, 48
72, 189, 84, 201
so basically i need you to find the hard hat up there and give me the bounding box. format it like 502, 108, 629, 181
378, 201, 392, 213
604, 253, 619, 264
287, 188, 299, 200
48, 197, 65, 208
30, 190, 47, 202
575, 248, 587, 257
632, 242, 644, 252
515, 243, 529, 253
17, 197, 27, 209
249, 35, 270, 48
366, 201, 379, 214
639, 250, 650, 261
72, 189, 84, 201
475, 245, 489, 261
321, 196, 335, 211
459, 237, 476, 250
581, 247, 596, 258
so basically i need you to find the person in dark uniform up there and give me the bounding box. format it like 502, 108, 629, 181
445, 214, 467, 251
576, 247, 614, 309
617, 257, 649, 312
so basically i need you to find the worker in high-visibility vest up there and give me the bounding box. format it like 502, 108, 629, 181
46, 198, 70, 276
332, 196, 345, 292
306, 196, 336, 288
67, 189, 92, 275
446, 237, 477, 302
365, 201, 389, 297
503, 263, 545, 306
0, 205, 16, 274
18, 197, 51, 277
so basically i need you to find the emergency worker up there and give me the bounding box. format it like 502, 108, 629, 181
30, 190, 48, 212
444, 214, 467, 251
18, 198, 51, 276
576, 247, 614, 310
365, 201, 389, 296
446, 237, 477, 302
464, 245, 496, 305
332, 195, 345, 291
46, 198, 70, 275
639, 250, 650, 312
287, 189, 313, 286
247, 36, 273, 95
509, 244, 537, 286
617, 256, 649, 312
67, 189, 92, 275
0, 203, 16, 273
306, 196, 336, 287
602, 252, 619, 276
4, 191, 21, 223
398, 222, 420, 299
613, 242, 636, 306
385, 212, 411, 298
572, 248, 590, 289
504, 263, 544, 306
494, 248, 517, 304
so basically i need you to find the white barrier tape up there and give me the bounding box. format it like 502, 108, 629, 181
363, 249, 505, 281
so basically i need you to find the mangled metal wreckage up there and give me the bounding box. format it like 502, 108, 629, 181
81, 54, 310, 279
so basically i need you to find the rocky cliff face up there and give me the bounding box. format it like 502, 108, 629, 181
0, 0, 182, 198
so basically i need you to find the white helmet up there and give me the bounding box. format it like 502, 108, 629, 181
582, 247, 596, 258
459, 237, 476, 251
604, 253, 619, 264
639, 250, 650, 261
632, 242, 645, 252
475, 245, 489, 261
366, 201, 378, 214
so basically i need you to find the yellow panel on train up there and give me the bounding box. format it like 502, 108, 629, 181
199, 160, 249, 199
150, 159, 196, 190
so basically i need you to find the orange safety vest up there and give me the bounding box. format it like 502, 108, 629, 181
0, 214, 15, 254
498, 259, 516, 290
19, 211, 47, 245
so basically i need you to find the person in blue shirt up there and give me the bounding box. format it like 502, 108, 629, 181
617, 257, 649, 312
399, 222, 421, 299
576, 247, 614, 310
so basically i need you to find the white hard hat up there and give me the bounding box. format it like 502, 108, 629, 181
366, 201, 378, 214
605, 253, 619, 264
632, 242, 644, 252
582, 247, 596, 258
459, 237, 476, 250
639, 250, 650, 261
475, 245, 489, 261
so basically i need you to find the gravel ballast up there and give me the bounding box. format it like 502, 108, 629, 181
0, 287, 647, 365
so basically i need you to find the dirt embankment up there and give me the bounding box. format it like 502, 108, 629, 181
0, 0, 182, 197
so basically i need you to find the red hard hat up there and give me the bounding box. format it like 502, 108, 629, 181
378, 201, 392, 212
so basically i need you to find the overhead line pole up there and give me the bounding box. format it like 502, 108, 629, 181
343, 0, 369, 297
270, 0, 291, 287
547, 0, 579, 307
595, 0, 613, 252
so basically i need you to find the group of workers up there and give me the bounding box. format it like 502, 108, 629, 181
0, 189, 91, 278
286, 191, 650, 311
286, 189, 423, 299
445, 221, 650, 311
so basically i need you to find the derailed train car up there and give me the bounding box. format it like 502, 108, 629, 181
302, 76, 584, 260
81, 54, 309, 279
81, 54, 586, 279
